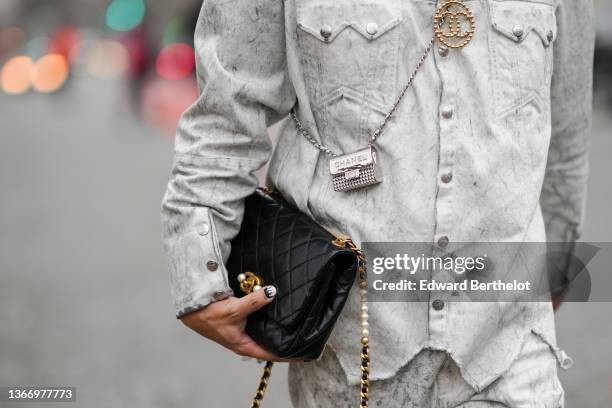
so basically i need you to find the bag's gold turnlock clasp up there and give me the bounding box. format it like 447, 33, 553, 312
238, 271, 263, 294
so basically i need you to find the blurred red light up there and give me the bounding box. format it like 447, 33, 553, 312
50, 26, 81, 62
155, 43, 195, 81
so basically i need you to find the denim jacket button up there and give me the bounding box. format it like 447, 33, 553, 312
437, 236, 449, 248
198, 223, 210, 236
366, 22, 379, 35
512, 24, 524, 39
320, 25, 332, 40
432, 299, 445, 311
441, 107, 453, 119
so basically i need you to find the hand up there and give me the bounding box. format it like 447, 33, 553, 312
180, 285, 296, 362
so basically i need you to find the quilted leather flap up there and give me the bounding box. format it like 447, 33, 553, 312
227, 191, 358, 330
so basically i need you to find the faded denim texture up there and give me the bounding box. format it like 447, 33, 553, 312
161, 0, 593, 396
289, 330, 564, 407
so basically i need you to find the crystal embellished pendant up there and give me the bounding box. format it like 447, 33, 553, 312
329, 146, 383, 192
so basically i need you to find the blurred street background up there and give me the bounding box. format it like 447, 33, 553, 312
0, 0, 611, 407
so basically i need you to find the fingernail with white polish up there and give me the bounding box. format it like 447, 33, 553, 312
264, 286, 277, 299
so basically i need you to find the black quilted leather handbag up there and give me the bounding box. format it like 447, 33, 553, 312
226, 188, 371, 407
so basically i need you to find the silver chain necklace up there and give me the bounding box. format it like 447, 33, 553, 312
291, 35, 435, 160
290, 36, 435, 192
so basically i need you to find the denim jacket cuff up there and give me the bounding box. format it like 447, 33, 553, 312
163, 205, 234, 318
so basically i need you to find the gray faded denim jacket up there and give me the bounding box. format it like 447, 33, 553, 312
161, 0, 594, 390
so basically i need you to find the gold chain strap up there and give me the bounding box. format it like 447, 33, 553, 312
333, 238, 370, 408
250, 361, 274, 408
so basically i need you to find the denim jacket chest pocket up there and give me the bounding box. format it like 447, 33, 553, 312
296, 0, 403, 155
487, 0, 558, 117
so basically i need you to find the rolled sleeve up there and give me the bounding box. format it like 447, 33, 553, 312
161, 0, 296, 318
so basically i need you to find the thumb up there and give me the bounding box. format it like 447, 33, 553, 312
234, 285, 277, 317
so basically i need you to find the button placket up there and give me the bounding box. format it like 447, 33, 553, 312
434, 67, 457, 208
430, 43, 457, 342
435, 31, 455, 199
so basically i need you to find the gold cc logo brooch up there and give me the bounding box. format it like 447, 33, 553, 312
433, 0, 476, 49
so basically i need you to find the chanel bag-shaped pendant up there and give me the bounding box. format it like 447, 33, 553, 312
329, 146, 382, 192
